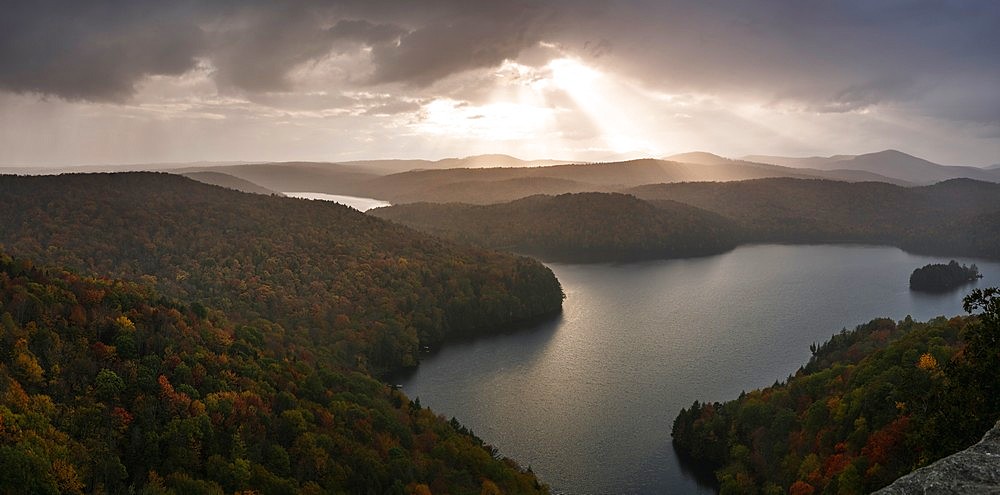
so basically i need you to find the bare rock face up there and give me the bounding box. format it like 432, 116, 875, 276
875, 420, 1000, 494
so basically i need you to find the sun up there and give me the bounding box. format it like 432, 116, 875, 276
409, 56, 673, 159
548, 58, 601, 92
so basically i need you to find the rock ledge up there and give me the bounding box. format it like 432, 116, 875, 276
875, 420, 1000, 494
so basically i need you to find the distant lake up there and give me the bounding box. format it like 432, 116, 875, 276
283, 192, 390, 211
393, 245, 1000, 494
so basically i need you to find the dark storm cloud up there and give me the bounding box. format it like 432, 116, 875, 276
328, 19, 404, 45
0, 0, 209, 101
365, 2, 561, 86
1, 0, 998, 126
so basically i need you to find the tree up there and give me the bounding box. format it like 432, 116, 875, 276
95, 369, 126, 402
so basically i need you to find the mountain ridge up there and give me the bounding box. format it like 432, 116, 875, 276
744, 150, 1000, 184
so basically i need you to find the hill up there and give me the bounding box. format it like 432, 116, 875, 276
341, 154, 572, 173
0, 172, 564, 372
672, 287, 1000, 494
152, 154, 911, 205
745, 150, 1000, 185
174, 163, 382, 195
181, 171, 280, 195
370, 193, 740, 262
666, 152, 908, 184
349, 158, 905, 205
0, 248, 549, 494
629, 178, 1000, 258
664, 152, 737, 166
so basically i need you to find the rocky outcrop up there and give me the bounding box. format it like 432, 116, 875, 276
875, 420, 1000, 494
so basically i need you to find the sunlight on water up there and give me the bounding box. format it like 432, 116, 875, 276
283, 191, 391, 211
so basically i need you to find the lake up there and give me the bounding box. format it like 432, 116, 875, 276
393, 244, 1000, 494
282, 191, 391, 211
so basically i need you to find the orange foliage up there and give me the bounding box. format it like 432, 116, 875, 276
823, 452, 851, 478
789, 480, 815, 495
862, 415, 911, 466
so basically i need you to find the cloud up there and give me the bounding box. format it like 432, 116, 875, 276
0, 0, 208, 101
0, 0, 997, 165
7, 0, 997, 121
366, 3, 556, 86
328, 19, 404, 45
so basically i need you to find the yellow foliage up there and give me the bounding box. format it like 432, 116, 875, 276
13, 339, 45, 385
115, 314, 136, 332
917, 353, 938, 371
189, 399, 206, 416
52, 459, 85, 495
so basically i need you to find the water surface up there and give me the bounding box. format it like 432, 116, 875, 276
283, 191, 390, 211
395, 245, 1000, 494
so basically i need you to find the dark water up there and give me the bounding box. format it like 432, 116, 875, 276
395, 245, 1000, 494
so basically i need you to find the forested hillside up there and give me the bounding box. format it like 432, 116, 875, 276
672, 288, 1000, 494
630, 178, 1000, 259
371, 193, 740, 262
0, 173, 564, 373
181, 172, 280, 196
0, 249, 548, 494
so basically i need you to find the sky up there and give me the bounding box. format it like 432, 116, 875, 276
1, 0, 998, 167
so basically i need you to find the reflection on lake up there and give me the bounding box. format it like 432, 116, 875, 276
283, 191, 390, 211
393, 244, 1000, 494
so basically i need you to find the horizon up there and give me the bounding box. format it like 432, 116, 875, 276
4, 148, 997, 171
2, 1, 999, 167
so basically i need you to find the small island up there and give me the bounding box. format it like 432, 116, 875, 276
909, 260, 983, 292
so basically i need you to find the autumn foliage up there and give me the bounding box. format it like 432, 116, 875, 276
673, 295, 1000, 494
0, 249, 549, 493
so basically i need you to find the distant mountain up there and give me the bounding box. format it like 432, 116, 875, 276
371, 192, 739, 262
174, 162, 381, 194
347, 157, 914, 204
744, 150, 1000, 184
988, 163, 1000, 170
0, 160, 253, 175
339, 154, 573, 174
181, 171, 280, 195
742, 154, 855, 169
664, 151, 735, 165
666, 151, 908, 184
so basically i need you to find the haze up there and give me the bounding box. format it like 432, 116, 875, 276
2, 1, 998, 167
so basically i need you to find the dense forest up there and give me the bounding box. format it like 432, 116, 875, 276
181, 171, 281, 196
0, 249, 548, 494
0, 172, 564, 492
370, 193, 740, 262
672, 288, 1000, 494
630, 178, 1000, 259
909, 261, 982, 292
0, 173, 564, 373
